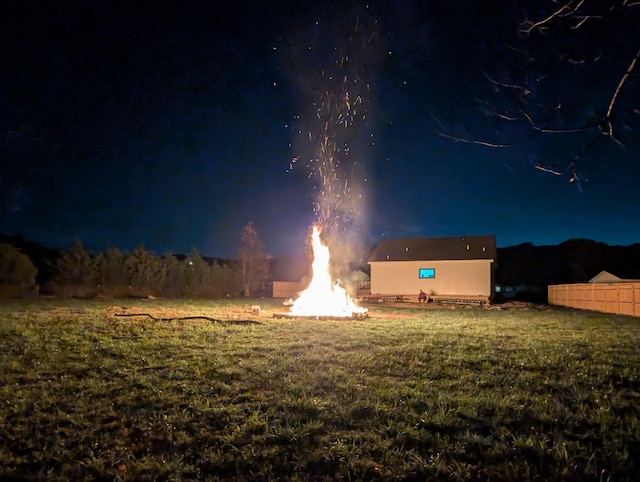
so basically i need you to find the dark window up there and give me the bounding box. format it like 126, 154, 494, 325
419, 268, 435, 279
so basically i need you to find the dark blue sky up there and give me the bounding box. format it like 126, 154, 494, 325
2, 0, 639, 258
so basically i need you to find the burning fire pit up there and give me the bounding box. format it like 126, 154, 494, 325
272, 310, 368, 320
281, 225, 368, 320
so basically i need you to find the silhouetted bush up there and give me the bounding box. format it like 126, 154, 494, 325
0, 244, 38, 298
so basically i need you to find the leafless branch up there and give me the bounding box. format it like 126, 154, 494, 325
476, 97, 520, 121
439, 1, 639, 184
534, 164, 563, 175
494, 111, 520, 122
570, 15, 608, 29
520, 0, 586, 34
520, 110, 601, 133
434, 129, 514, 148
605, 45, 640, 122
483, 71, 532, 97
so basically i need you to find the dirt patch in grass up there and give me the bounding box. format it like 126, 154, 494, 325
367, 310, 417, 319
493, 300, 551, 310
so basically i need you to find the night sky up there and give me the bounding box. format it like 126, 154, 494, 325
2, 1, 639, 259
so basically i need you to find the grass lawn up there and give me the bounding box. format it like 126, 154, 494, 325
1, 298, 639, 481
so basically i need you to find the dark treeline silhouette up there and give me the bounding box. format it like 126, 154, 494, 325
497, 240, 640, 286
495, 239, 640, 302
0, 235, 242, 299
2, 235, 640, 301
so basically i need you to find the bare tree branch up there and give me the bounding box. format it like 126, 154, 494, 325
605, 45, 640, 122
436, 1, 638, 186
520, 0, 586, 34
520, 110, 601, 134
516, 5, 639, 149
534, 164, 563, 175
434, 129, 514, 148
483, 71, 532, 98
570, 15, 608, 29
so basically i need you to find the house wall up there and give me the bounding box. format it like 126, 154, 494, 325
369, 259, 493, 297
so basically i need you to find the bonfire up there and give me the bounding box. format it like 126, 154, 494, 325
287, 225, 367, 319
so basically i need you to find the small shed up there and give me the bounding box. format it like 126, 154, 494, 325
589, 271, 622, 284
368, 235, 496, 303
588, 271, 640, 284
270, 254, 309, 299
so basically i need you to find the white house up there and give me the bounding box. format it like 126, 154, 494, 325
368, 235, 497, 302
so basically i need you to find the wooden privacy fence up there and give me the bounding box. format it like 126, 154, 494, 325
548, 283, 640, 317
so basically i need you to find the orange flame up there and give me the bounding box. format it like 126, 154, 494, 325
290, 225, 367, 317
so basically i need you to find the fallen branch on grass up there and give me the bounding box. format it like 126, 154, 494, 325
112, 313, 261, 325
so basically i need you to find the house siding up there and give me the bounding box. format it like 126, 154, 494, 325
369, 259, 493, 297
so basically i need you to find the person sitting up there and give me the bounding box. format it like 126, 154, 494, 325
418, 290, 428, 303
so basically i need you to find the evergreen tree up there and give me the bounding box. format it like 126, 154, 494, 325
51, 241, 97, 297
95, 247, 128, 296
125, 246, 161, 296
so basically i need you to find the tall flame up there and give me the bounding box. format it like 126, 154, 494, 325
290, 225, 367, 317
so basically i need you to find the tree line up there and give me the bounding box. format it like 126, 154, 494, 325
0, 222, 270, 299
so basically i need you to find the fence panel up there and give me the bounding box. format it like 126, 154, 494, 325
548, 282, 639, 317
619, 284, 634, 316
548, 285, 558, 305
594, 285, 607, 312
606, 285, 619, 314
583, 284, 594, 311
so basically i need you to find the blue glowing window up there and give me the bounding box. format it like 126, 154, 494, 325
419, 268, 435, 279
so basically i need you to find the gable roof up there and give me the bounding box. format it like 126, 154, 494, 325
589, 270, 622, 284
368, 235, 496, 263
588, 270, 640, 284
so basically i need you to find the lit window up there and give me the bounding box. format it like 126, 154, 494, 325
419, 268, 435, 279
